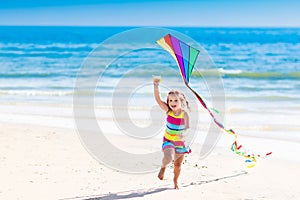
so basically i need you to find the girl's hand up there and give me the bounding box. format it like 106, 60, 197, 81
180, 129, 190, 141
153, 76, 161, 86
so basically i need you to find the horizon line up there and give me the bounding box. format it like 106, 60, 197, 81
1, 25, 300, 28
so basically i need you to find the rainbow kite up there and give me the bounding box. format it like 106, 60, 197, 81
156, 34, 272, 168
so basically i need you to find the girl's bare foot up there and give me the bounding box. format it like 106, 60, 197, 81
174, 179, 179, 189
158, 167, 166, 180
173, 165, 182, 189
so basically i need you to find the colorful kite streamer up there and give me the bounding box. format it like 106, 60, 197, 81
156, 34, 272, 167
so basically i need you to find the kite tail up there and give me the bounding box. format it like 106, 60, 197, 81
185, 83, 272, 167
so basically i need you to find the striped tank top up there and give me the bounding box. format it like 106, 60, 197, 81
162, 110, 191, 154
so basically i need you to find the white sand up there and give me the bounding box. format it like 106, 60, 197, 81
0, 102, 299, 200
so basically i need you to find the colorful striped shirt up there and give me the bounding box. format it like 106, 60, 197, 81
162, 110, 191, 154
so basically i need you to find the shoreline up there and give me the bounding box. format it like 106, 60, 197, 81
1, 101, 299, 140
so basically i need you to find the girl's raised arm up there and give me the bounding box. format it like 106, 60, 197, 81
153, 78, 169, 112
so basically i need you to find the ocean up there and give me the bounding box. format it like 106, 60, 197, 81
0, 26, 299, 112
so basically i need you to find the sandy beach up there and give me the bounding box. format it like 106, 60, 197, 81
0, 102, 299, 200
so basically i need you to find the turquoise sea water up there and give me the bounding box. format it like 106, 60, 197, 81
0, 26, 299, 111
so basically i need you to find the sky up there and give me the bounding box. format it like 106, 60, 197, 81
0, 0, 299, 27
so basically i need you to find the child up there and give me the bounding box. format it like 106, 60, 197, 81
153, 76, 191, 189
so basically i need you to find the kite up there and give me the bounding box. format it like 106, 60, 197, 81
156, 34, 272, 168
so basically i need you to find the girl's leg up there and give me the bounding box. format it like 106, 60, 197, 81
173, 153, 184, 189
158, 148, 174, 180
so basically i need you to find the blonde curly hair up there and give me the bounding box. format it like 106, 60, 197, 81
166, 90, 191, 112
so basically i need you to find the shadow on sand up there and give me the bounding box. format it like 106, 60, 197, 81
62, 171, 247, 200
